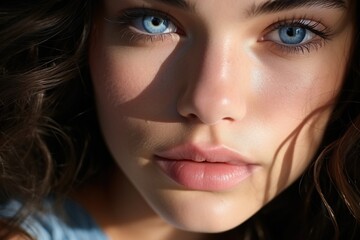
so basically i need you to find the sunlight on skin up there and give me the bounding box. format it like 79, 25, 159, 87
85, 0, 354, 239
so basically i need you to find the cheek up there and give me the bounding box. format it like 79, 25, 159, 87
90, 49, 157, 106
89, 37, 183, 127
254, 60, 341, 116
89, 31, 181, 162
251, 48, 345, 140
246, 53, 346, 196
89, 21, 179, 107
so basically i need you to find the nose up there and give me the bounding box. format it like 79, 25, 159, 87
177, 36, 247, 125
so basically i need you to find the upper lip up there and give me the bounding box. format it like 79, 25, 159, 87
154, 143, 255, 166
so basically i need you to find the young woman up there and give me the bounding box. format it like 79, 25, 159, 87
0, 0, 359, 239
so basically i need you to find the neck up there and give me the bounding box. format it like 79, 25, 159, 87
73, 168, 207, 240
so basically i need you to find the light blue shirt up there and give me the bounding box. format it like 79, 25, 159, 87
0, 199, 108, 240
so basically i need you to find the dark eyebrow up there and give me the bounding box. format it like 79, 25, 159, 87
150, 0, 194, 11
249, 0, 347, 16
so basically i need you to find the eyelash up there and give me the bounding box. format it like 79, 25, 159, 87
105, 8, 183, 43
107, 8, 332, 54
264, 17, 332, 54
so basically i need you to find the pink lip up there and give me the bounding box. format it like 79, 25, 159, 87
154, 144, 258, 191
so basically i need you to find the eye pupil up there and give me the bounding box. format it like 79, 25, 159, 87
286, 28, 295, 37
151, 17, 162, 26
279, 27, 306, 45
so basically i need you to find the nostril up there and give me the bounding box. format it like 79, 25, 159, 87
188, 113, 198, 119
184, 113, 199, 121
223, 117, 235, 122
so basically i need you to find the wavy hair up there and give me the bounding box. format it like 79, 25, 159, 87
0, 0, 359, 239
0, 0, 97, 238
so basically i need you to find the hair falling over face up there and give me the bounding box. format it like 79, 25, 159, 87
0, 0, 359, 239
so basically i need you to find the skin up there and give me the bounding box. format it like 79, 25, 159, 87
86, 0, 354, 239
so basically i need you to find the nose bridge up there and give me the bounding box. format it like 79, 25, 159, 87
198, 37, 233, 90
177, 33, 246, 125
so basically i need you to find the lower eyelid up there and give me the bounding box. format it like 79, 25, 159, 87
116, 27, 181, 45
264, 38, 326, 56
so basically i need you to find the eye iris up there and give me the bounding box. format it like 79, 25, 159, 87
279, 27, 306, 44
142, 16, 169, 34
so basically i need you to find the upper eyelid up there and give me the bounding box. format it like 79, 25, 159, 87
266, 18, 320, 31
124, 8, 171, 17
107, 8, 176, 25
263, 18, 332, 38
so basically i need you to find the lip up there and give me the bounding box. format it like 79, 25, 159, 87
154, 144, 259, 191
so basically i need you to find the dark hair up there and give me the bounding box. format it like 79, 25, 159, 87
0, 0, 98, 238
0, 0, 359, 239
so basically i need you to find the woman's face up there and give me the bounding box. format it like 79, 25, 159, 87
89, 0, 353, 233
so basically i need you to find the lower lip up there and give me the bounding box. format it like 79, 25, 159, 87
154, 157, 257, 191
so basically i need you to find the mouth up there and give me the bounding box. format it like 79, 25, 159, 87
153, 143, 259, 191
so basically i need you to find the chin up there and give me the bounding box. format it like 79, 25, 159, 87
166, 213, 249, 234
144, 190, 262, 234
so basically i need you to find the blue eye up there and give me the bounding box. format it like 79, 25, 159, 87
142, 16, 169, 34
264, 22, 317, 46
133, 15, 177, 35
278, 27, 306, 44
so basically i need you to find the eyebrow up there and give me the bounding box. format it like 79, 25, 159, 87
151, 0, 194, 11
150, 0, 346, 15
249, 0, 347, 16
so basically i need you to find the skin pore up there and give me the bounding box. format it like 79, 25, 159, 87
82, 0, 354, 239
